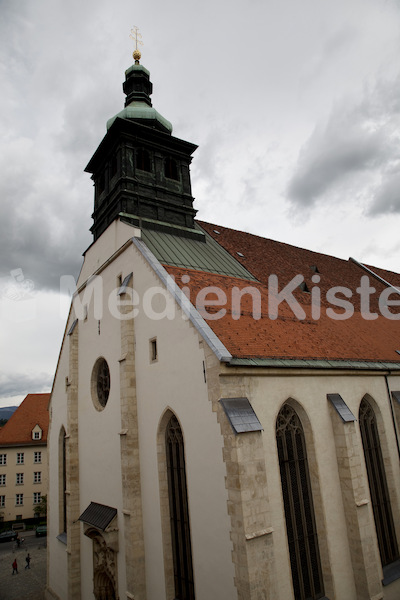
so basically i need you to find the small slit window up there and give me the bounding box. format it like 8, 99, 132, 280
150, 338, 158, 363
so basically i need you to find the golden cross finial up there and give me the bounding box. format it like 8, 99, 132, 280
130, 26, 143, 64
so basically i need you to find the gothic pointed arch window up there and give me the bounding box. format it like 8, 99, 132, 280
165, 414, 195, 600
276, 404, 325, 600
359, 397, 399, 567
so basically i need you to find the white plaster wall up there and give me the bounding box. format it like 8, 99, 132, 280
77, 220, 137, 286
47, 325, 70, 600
49, 222, 236, 599
220, 369, 400, 600
77, 250, 130, 600
132, 248, 236, 600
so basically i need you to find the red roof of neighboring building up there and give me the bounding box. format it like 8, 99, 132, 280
163, 221, 400, 363
0, 394, 50, 446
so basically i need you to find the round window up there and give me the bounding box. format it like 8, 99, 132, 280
91, 357, 110, 410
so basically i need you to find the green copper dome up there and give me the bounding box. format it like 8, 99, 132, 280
106, 64, 173, 134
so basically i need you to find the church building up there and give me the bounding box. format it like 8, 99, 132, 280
46, 45, 400, 600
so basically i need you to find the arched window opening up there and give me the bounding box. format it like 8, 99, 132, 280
166, 414, 195, 600
164, 156, 179, 180
276, 404, 325, 600
136, 148, 151, 172
359, 398, 399, 566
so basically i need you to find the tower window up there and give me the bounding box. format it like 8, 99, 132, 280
111, 155, 118, 178
164, 156, 179, 180
98, 173, 105, 193
136, 148, 152, 172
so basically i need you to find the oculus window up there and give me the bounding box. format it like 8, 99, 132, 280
91, 357, 111, 410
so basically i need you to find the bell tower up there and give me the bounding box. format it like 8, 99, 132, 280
85, 33, 200, 241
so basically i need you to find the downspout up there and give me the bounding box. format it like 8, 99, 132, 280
384, 372, 400, 460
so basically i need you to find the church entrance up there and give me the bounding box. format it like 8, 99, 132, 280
93, 569, 116, 600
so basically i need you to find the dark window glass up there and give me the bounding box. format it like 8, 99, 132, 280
164, 156, 179, 180
98, 174, 105, 192
136, 148, 151, 172
359, 398, 399, 566
166, 415, 195, 600
111, 155, 118, 177
276, 404, 324, 600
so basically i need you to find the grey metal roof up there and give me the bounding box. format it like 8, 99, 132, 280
219, 397, 263, 434
79, 502, 117, 531
391, 391, 400, 404
140, 225, 258, 281
131, 237, 232, 362
327, 394, 356, 422
67, 319, 78, 336
118, 272, 133, 295
228, 358, 400, 371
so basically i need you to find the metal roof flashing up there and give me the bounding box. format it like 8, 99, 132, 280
130, 236, 232, 363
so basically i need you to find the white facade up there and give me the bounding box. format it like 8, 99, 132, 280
46, 218, 400, 600
47, 221, 236, 600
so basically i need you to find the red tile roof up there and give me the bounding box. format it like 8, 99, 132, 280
163, 222, 400, 363
0, 394, 50, 446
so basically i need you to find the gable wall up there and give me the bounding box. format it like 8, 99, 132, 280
132, 245, 236, 599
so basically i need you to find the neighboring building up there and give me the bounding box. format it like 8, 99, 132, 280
46, 50, 400, 600
0, 393, 49, 523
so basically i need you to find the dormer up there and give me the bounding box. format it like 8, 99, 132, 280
32, 424, 43, 441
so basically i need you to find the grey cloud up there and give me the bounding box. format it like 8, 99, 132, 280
368, 169, 400, 215
287, 77, 400, 210
0, 139, 92, 290
0, 372, 53, 399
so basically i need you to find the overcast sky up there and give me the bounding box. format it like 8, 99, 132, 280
1, 0, 400, 407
